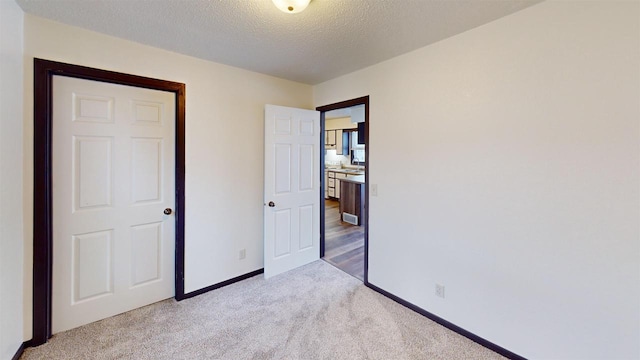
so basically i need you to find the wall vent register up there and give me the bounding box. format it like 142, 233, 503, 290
342, 212, 358, 226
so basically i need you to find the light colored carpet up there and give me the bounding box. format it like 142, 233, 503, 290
22, 261, 506, 360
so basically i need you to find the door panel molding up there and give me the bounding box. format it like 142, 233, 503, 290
263, 105, 320, 278
32, 58, 186, 345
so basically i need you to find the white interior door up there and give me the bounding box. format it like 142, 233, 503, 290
52, 76, 175, 333
264, 105, 320, 278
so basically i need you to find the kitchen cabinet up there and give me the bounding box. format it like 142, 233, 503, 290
324, 169, 364, 199
325, 130, 336, 149
326, 170, 350, 200
335, 129, 343, 155
326, 171, 339, 199
334, 172, 347, 198
326, 129, 347, 154
327, 178, 339, 197
326, 170, 352, 200
324, 170, 329, 199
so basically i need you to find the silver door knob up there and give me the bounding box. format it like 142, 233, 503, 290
268, 201, 275, 207
164, 208, 172, 215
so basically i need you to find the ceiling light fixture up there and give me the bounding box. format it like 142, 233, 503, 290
272, 0, 310, 14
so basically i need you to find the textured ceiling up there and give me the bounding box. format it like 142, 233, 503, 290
16, 0, 542, 85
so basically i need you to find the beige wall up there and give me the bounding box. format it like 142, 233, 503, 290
9, 2, 640, 357
314, 1, 639, 359
0, 0, 25, 357
22, 14, 313, 340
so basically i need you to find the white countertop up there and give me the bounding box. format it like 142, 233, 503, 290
325, 168, 365, 176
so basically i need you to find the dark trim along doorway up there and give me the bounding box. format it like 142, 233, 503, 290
316, 96, 370, 284
31, 58, 186, 346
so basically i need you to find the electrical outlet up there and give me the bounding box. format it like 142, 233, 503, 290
371, 184, 378, 196
435, 284, 445, 298
239, 249, 246, 260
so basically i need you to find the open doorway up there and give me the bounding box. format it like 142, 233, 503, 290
317, 97, 369, 282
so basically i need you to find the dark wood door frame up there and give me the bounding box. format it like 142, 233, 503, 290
32, 58, 186, 346
316, 96, 369, 284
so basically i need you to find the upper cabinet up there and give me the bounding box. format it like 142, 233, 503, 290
326, 116, 359, 155
335, 129, 343, 155
325, 129, 346, 155
325, 130, 336, 147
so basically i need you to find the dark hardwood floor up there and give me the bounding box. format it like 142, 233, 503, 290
323, 199, 364, 281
